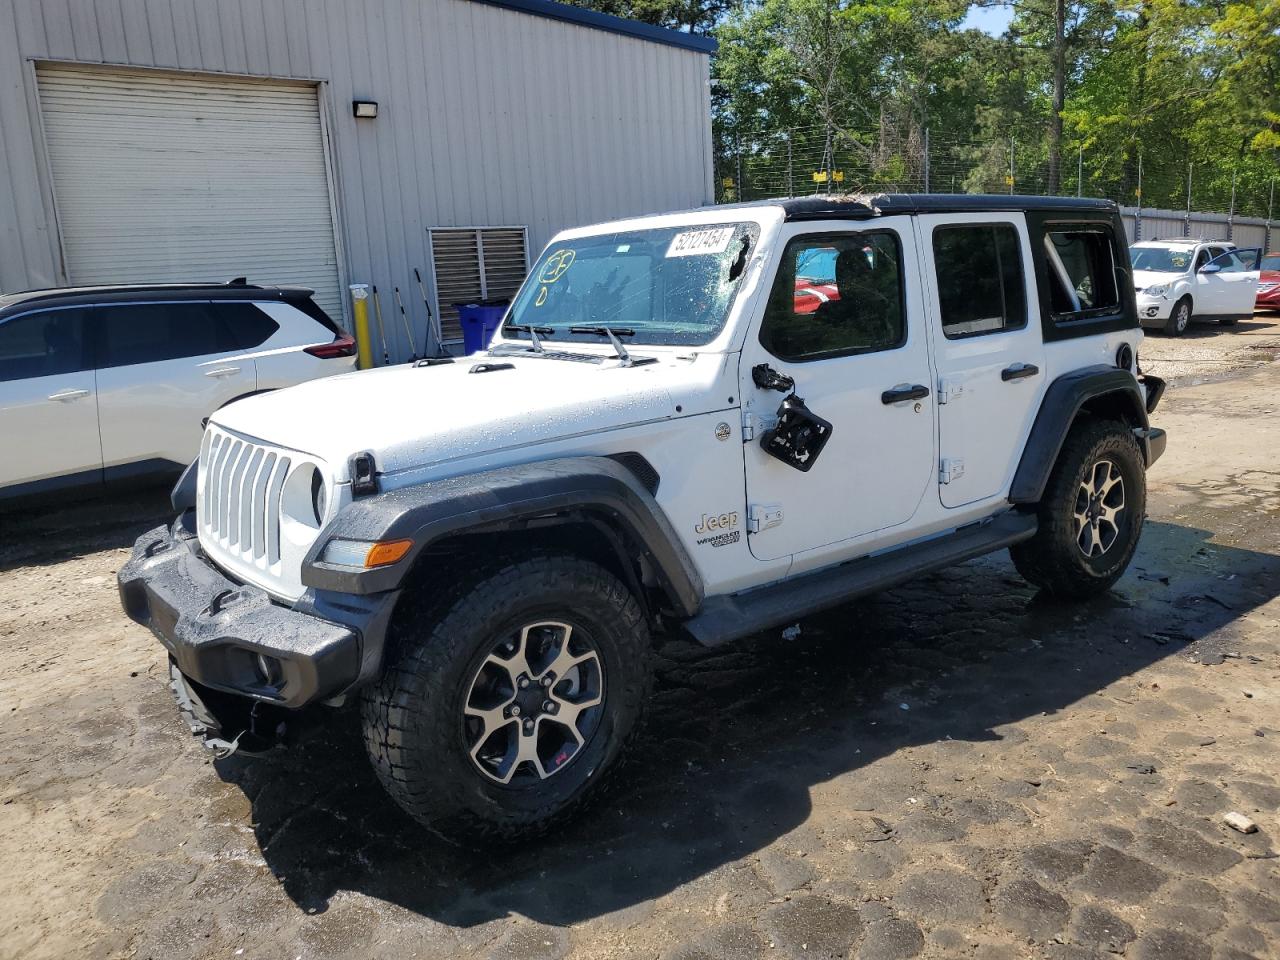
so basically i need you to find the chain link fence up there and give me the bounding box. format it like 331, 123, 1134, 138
715, 123, 1278, 246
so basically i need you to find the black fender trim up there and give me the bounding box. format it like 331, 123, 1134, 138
301, 456, 704, 617
1009, 365, 1150, 505
171, 457, 198, 512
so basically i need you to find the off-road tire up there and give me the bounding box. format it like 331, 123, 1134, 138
1163, 296, 1191, 336
361, 553, 651, 844
1010, 418, 1146, 599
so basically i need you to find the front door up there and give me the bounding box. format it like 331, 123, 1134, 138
0, 307, 102, 491
1202, 248, 1260, 318
740, 220, 935, 562
93, 301, 256, 473
918, 213, 1047, 508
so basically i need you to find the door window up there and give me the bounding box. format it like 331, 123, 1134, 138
932, 224, 1026, 338
0, 309, 88, 382
1208, 251, 1249, 273
94, 302, 239, 369
760, 232, 904, 362
1043, 229, 1121, 317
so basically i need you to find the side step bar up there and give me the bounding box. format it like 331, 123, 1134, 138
682, 511, 1039, 648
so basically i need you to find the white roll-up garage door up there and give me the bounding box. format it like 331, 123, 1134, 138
37, 65, 343, 317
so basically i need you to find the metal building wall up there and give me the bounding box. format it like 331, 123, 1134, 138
1118, 206, 1273, 251
0, 0, 714, 357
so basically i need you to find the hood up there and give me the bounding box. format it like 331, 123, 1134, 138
210, 350, 734, 479
1132, 269, 1182, 291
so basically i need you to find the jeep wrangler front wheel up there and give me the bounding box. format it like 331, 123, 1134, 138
361, 554, 651, 843
1011, 418, 1146, 598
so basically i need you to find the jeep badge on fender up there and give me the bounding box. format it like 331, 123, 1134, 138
119, 194, 1166, 843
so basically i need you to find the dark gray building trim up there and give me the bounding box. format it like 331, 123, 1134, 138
468, 0, 718, 53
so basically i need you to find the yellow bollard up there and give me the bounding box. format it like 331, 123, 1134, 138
349, 284, 375, 370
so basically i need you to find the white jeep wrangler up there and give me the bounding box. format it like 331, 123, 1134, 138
120, 194, 1166, 842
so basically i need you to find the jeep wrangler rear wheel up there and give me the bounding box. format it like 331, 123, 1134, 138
1011, 418, 1145, 598
361, 554, 651, 843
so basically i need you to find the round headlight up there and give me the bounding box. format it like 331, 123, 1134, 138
280, 462, 327, 531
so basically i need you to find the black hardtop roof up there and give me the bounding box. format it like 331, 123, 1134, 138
716, 193, 1119, 221
0, 280, 317, 318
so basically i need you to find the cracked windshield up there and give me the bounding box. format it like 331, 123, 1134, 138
503, 222, 759, 346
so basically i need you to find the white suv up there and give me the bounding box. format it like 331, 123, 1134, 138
0, 281, 355, 502
120, 195, 1167, 843
1129, 238, 1260, 335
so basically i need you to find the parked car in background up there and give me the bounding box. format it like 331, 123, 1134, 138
1256, 252, 1280, 312
1128, 238, 1260, 336
0, 281, 355, 502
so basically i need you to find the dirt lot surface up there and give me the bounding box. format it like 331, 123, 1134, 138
3, 325, 1279, 960
1140, 311, 1280, 384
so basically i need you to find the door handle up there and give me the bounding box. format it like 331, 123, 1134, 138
47, 388, 90, 402
204, 366, 241, 378
881, 384, 930, 404
1001, 363, 1039, 382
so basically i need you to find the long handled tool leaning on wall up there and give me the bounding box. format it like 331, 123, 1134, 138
393, 286, 419, 363
414, 267, 446, 358
371, 285, 390, 366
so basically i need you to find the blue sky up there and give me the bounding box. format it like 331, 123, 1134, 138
960, 3, 1015, 36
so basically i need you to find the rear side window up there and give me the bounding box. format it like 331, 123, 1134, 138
216, 302, 280, 349
95, 302, 239, 368
1043, 229, 1121, 317
760, 231, 905, 362
0, 309, 88, 382
289, 297, 344, 336
932, 224, 1026, 338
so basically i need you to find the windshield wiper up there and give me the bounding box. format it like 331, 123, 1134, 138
502, 323, 553, 353
569, 326, 638, 366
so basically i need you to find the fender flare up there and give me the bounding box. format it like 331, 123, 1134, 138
1009, 365, 1150, 505
301, 456, 704, 617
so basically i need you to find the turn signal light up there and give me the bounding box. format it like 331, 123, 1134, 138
365, 539, 413, 567
320, 537, 413, 569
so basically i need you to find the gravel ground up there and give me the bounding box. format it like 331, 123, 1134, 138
1139, 309, 1280, 384
2, 351, 1278, 960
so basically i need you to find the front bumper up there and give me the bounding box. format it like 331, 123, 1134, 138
119, 519, 390, 710
1136, 296, 1174, 324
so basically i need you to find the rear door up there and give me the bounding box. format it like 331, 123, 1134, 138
93, 301, 256, 475
740, 219, 936, 561
0, 308, 101, 492
918, 214, 1045, 508
1206, 248, 1260, 318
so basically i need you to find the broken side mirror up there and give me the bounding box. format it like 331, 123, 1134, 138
760, 394, 833, 472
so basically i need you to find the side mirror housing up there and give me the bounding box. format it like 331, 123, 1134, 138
1199, 262, 1221, 274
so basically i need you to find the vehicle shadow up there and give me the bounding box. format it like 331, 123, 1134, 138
1163, 316, 1275, 338
0, 486, 171, 573
215, 518, 1280, 928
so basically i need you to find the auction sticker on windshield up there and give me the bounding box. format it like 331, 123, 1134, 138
667, 227, 735, 258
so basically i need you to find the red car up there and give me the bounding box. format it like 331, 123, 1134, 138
1257, 252, 1280, 311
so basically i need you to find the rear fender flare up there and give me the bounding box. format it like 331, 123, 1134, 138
1009, 365, 1149, 505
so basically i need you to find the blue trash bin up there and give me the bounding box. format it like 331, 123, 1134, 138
455, 300, 509, 355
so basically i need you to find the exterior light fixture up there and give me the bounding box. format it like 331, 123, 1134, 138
352, 100, 378, 119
